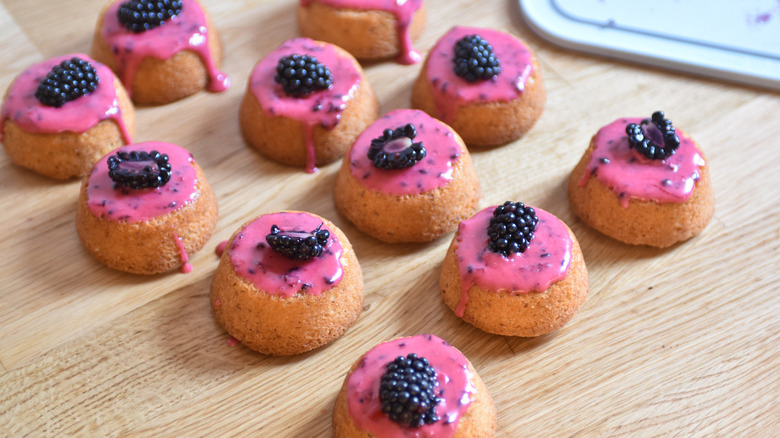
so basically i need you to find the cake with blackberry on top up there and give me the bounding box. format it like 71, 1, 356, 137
1, 54, 134, 179
334, 109, 480, 242
333, 334, 496, 437
567, 111, 714, 247
91, 0, 229, 105
76, 141, 217, 274
239, 38, 379, 173
210, 211, 363, 355
440, 202, 588, 337
412, 26, 545, 147
297, 0, 426, 64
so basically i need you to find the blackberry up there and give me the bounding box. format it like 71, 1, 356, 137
274, 54, 333, 98
265, 223, 329, 261
626, 111, 681, 160
118, 0, 183, 33
108, 150, 172, 189
487, 201, 538, 256
453, 34, 501, 82
34, 57, 100, 108
367, 123, 427, 170
379, 353, 441, 429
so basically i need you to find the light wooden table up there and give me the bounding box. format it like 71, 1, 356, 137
1, 0, 778, 436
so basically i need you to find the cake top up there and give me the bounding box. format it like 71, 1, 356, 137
424, 26, 534, 123
101, 0, 230, 94
454, 204, 572, 316
85, 141, 199, 223
348, 109, 463, 195
227, 211, 345, 297
578, 113, 706, 207
346, 334, 475, 438
0, 53, 131, 142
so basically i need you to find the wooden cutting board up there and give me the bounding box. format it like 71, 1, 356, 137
0, 0, 777, 436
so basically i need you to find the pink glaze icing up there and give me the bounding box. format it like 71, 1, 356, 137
85, 141, 199, 222
0, 53, 132, 143
578, 117, 706, 208
215, 240, 228, 257
228, 212, 345, 297
454, 206, 572, 317
424, 26, 534, 124
348, 109, 461, 195
300, 0, 423, 64
249, 38, 362, 173
346, 334, 475, 438
173, 229, 193, 273
101, 0, 230, 96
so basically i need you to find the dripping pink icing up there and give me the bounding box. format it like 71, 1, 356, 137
215, 240, 228, 257
86, 141, 199, 222
172, 229, 193, 273
578, 117, 706, 207
0, 53, 132, 143
425, 26, 533, 124
346, 334, 475, 438
455, 206, 571, 317
228, 212, 344, 297
348, 109, 461, 195
249, 38, 362, 173
101, 0, 230, 96
300, 0, 423, 64
226, 336, 240, 347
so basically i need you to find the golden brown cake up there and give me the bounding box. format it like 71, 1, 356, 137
334, 108, 480, 242
412, 26, 545, 148
76, 141, 217, 274
91, 0, 229, 105
297, 0, 426, 64
333, 334, 496, 437
567, 111, 714, 247
1, 54, 134, 179
239, 37, 379, 173
440, 202, 588, 337
210, 211, 363, 356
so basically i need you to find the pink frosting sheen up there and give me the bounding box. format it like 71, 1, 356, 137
346, 334, 475, 438
228, 212, 345, 297
425, 26, 533, 123
249, 38, 362, 173
348, 109, 461, 195
578, 117, 706, 207
455, 206, 572, 317
300, 0, 422, 64
0, 53, 132, 143
86, 141, 199, 222
101, 0, 230, 95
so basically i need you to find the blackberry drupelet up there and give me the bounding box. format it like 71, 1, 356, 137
35, 57, 100, 108
118, 0, 183, 33
487, 201, 539, 256
626, 111, 681, 160
108, 150, 172, 189
379, 353, 442, 429
367, 123, 427, 170
453, 34, 501, 82
274, 54, 333, 98
265, 223, 330, 261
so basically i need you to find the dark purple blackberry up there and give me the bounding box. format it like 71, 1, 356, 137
274, 54, 333, 98
487, 201, 538, 256
107, 150, 172, 189
118, 0, 183, 33
379, 353, 441, 429
265, 223, 329, 261
453, 34, 501, 82
367, 123, 427, 170
626, 111, 681, 160
34, 57, 100, 108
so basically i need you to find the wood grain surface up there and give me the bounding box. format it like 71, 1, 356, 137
1, 0, 778, 436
